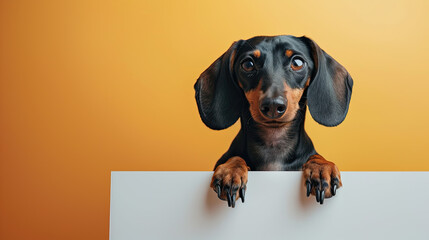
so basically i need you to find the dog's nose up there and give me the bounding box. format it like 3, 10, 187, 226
259, 97, 287, 119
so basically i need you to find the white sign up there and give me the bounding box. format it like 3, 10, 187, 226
110, 171, 429, 240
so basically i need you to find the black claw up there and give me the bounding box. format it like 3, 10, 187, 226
216, 185, 221, 199
226, 191, 232, 207
316, 189, 320, 202
239, 188, 245, 203
331, 177, 339, 196
231, 193, 236, 208
306, 181, 311, 197
320, 190, 325, 204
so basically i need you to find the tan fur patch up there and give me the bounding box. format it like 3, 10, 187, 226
285, 49, 293, 57
244, 80, 263, 121
305, 77, 310, 88
253, 49, 261, 58
283, 82, 305, 122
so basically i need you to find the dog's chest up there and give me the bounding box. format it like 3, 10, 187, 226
249, 128, 296, 171
251, 144, 292, 170
258, 160, 285, 171
247, 126, 297, 171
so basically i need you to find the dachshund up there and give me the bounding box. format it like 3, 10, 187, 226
194, 35, 353, 207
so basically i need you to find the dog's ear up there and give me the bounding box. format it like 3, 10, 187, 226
194, 40, 245, 130
301, 37, 354, 127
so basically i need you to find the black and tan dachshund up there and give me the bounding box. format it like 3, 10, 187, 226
194, 35, 353, 207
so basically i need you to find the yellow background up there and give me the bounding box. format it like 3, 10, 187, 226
1, 0, 429, 239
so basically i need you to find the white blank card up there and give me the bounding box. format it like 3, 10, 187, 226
110, 171, 429, 240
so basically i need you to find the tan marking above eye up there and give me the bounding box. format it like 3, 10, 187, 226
253, 50, 261, 58
285, 49, 293, 57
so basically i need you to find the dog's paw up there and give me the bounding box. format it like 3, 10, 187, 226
210, 156, 249, 208
302, 155, 342, 204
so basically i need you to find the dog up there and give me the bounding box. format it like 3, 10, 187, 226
194, 35, 353, 207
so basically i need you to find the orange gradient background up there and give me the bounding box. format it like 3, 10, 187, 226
1, 0, 429, 239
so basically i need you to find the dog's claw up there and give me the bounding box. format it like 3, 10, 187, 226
320, 190, 325, 204
332, 184, 337, 196
315, 189, 320, 202
239, 187, 245, 203
231, 193, 236, 208
226, 191, 231, 207
216, 185, 221, 199
306, 181, 311, 197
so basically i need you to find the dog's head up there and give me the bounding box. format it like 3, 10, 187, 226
194, 35, 353, 130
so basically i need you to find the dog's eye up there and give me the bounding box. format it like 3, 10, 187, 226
291, 57, 304, 71
241, 59, 255, 72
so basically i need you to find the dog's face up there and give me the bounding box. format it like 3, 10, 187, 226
195, 35, 353, 130
233, 36, 314, 127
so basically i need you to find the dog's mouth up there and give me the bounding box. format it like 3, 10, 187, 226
259, 120, 291, 128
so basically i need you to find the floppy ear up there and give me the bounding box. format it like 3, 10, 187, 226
301, 37, 354, 127
194, 41, 245, 130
